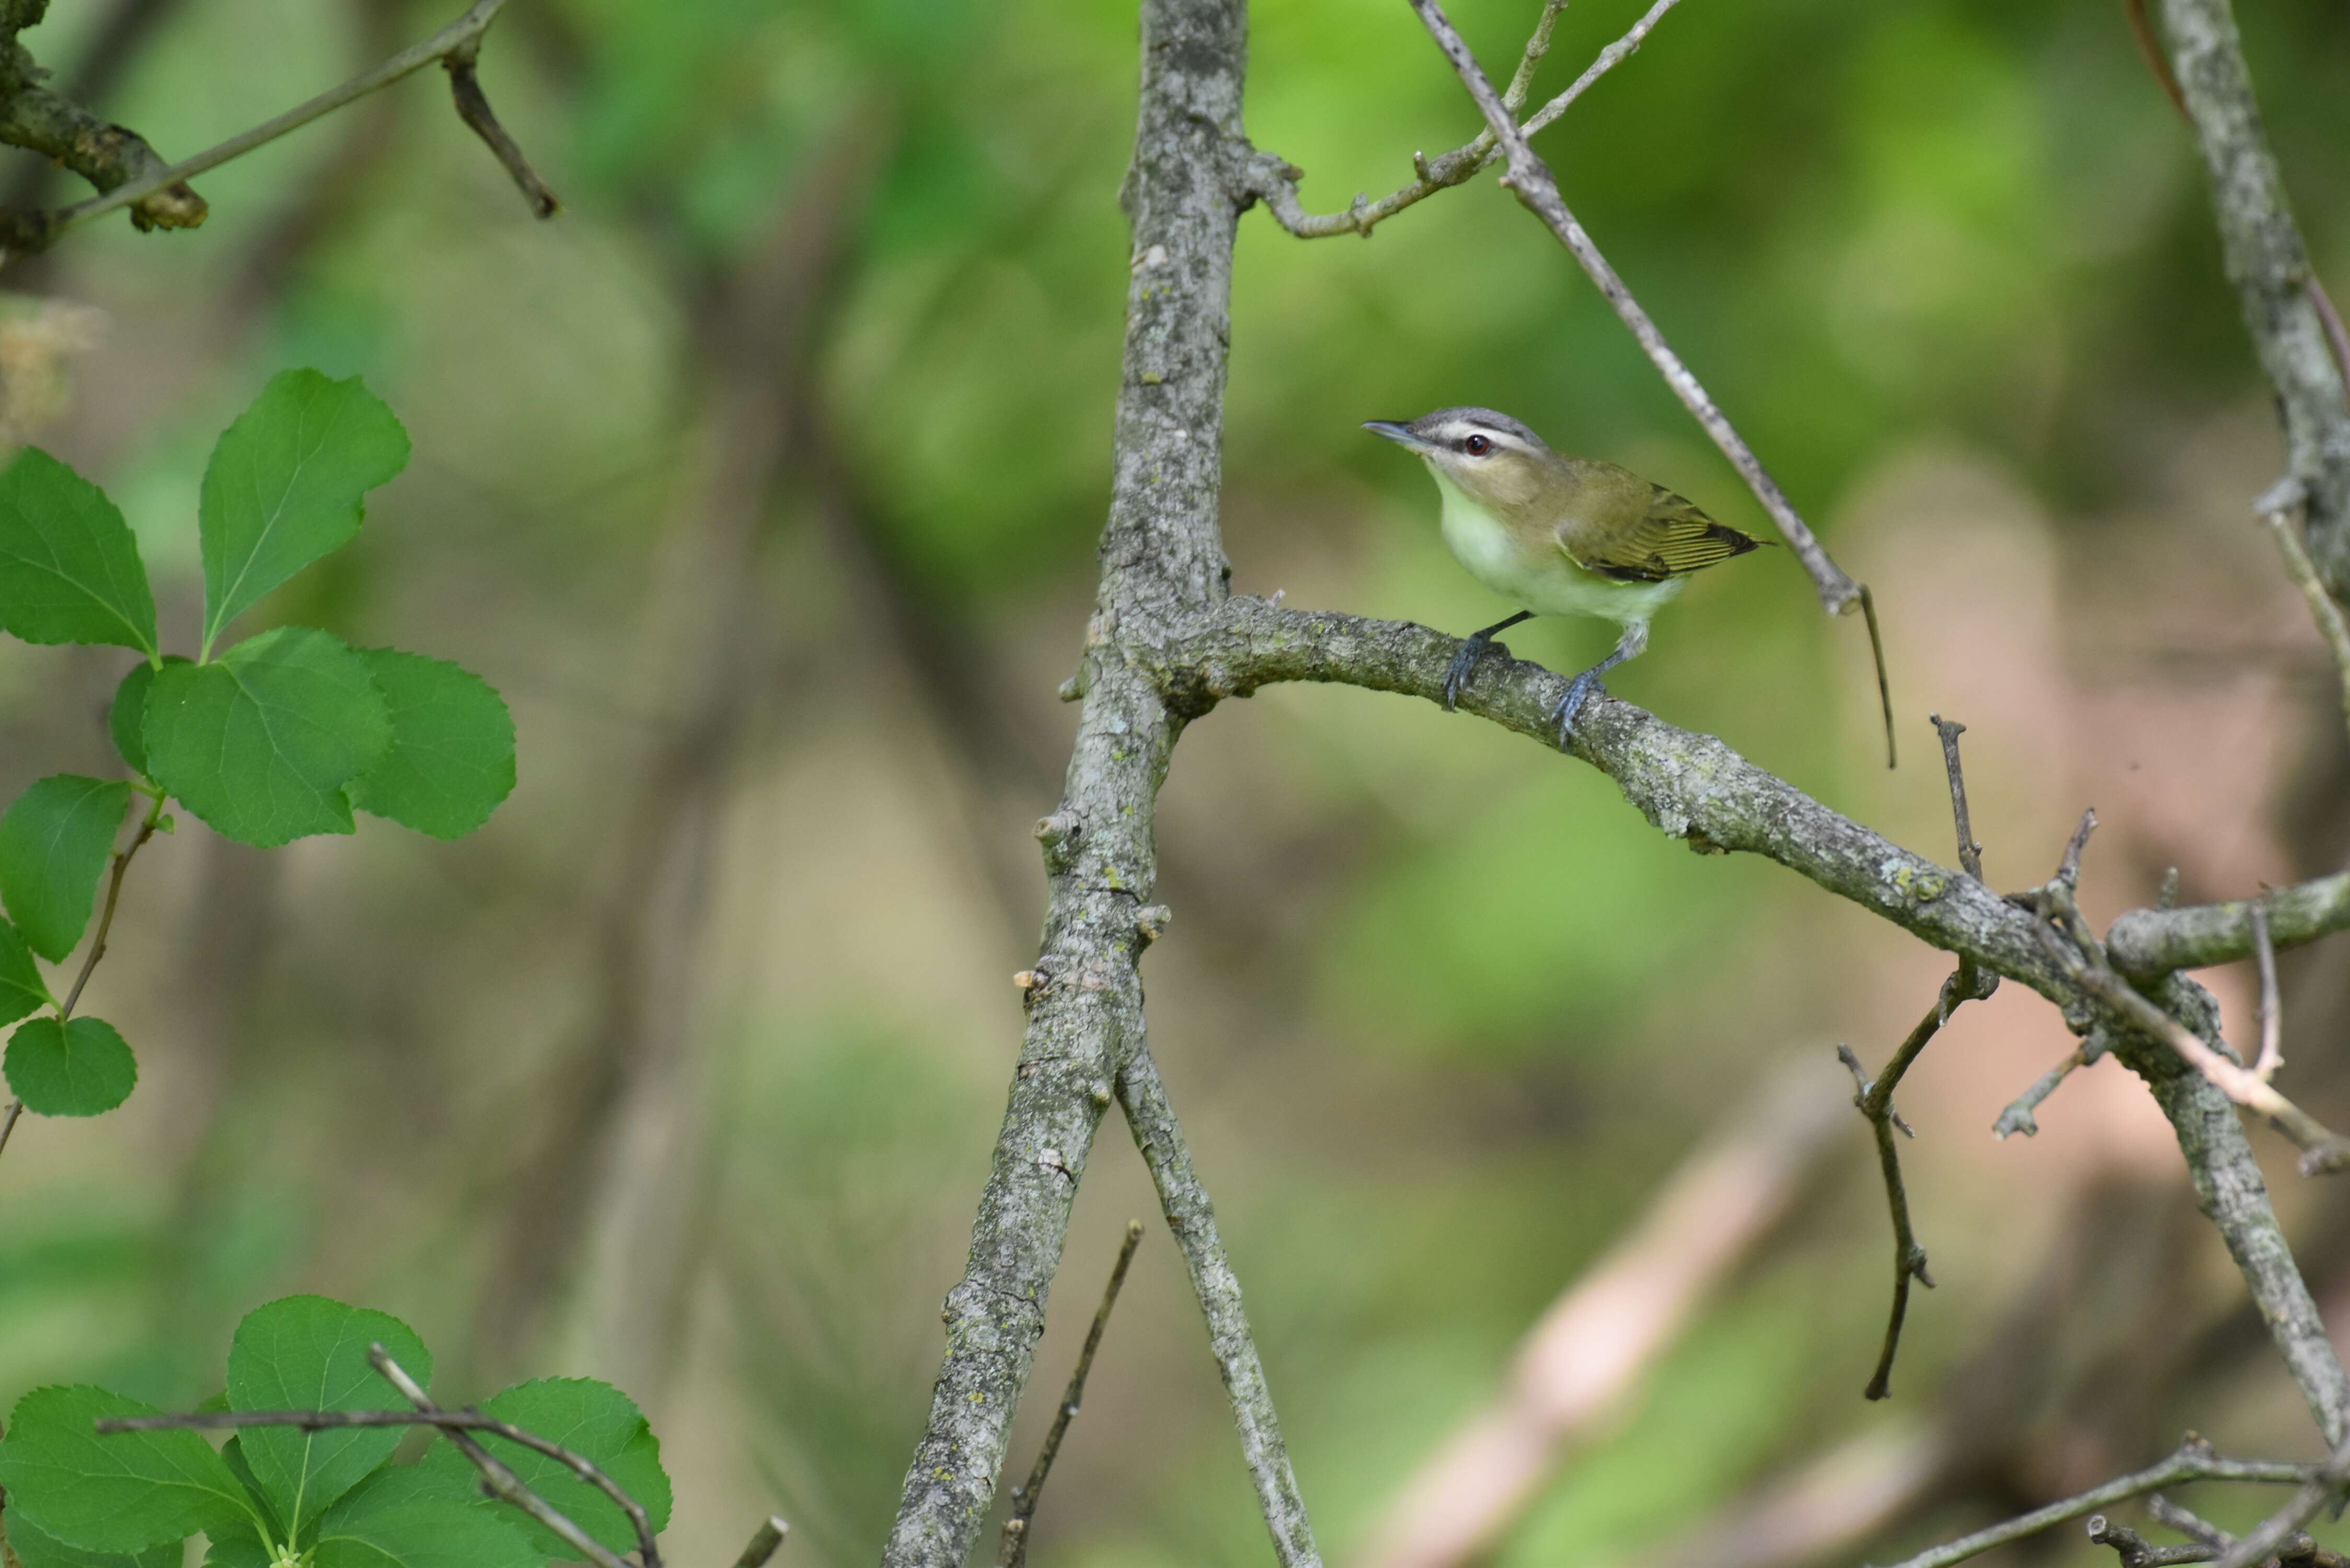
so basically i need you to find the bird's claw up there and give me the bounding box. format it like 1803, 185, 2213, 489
1442, 637, 1509, 712
1551, 670, 1605, 748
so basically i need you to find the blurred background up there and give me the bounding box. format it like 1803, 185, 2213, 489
0, 0, 2345, 1564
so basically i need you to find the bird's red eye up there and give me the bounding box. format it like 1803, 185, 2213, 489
1464, 434, 1491, 455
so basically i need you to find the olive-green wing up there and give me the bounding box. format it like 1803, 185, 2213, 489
1563, 486, 1770, 583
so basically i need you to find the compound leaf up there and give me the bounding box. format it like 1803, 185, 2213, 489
4, 1016, 135, 1116
144, 627, 391, 848
200, 370, 407, 652
0, 775, 131, 961
226, 1296, 432, 1541
417, 1378, 670, 1558
0, 1385, 258, 1553
342, 651, 515, 839
0, 449, 156, 655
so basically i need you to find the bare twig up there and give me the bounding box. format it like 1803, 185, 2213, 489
1248, 0, 1683, 240
1992, 1045, 2090, 1140
2148, 1494, 2233, 1549
1841, 963, 1994, 1400
443, 41, 559, 217
2124, 0, 2191, 121
21, 0, 547, 247
2209, 1436, 2350, 1568
61, 794, 164, 1019
996, 1221, 1145, 1568
1118, 1045, 1319, 1567
2058, 808, 2100, 893
0, 1099, 20, 1161
2251, 901, 2283, 1080
2088, 1514, 2219, 1567
2311, 277, 2350, 404
1358, 1065, 1844, 1568
1863, 1437, 2318, 1568
1402, 0, 1861, 623
367, 1345, 651, 1568
732, 1518, 790, 1568
2260, 491, 2350, 747
1928, 713, 1983, 880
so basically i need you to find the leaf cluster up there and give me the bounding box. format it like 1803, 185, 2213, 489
0, 370, 516, 1122
0, 1295, 670, 1568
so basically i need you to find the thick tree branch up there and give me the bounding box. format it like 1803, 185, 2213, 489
2151, 0, 2350, 596
883, 0, 1257, 1563
1175, 594, 2350, 1443
2109, 873, 2350, 978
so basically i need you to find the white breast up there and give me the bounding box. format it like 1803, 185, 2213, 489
1430, 468, 1684, 629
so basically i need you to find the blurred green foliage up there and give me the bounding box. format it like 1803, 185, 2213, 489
0, 0, 2341, 1565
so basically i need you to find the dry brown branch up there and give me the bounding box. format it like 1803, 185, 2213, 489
1355, 1066, 1842, 1568
2260, 490, 2350, 747
2252, 901, 2283, 1080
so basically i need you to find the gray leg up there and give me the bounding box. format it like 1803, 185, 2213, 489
1442, 610, 1533, 712
1551, 621, 1649, 747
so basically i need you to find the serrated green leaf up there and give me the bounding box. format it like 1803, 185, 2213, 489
4, 1016, 135, 1116
110, 658, 188, 777
144, 628, 391, 848
311, 1467, 537, 1568
0, 776, 131, 962
227, 1296, 433, 1542
0, 1385, 260, 1552
0, 449, 157, 655
3, 1512, 183, 1568
197, 1527, 273, 1568
417, 1378, 670, 1558
343, 651, 515, 839
199, 370, 408, 654
0, 915, 52, 1024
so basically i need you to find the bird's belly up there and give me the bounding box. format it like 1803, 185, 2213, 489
1436, 484, 1683, 627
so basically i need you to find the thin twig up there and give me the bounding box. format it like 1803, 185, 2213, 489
0, 1100, 20, 1161
2260, 493, 2350, 748
443, 41, 560, 217
2088, 1515, 2219, 1566
367, 1345, 650, 1568
2147, 1494, 2233, 1549
1118, 1044, 1319, 1567
1993, 1046, 2089, 1140
2209, 1435, 2350, 1568
1403, 0, 1861, 621
996, 1221, 1145, 1568
1928, 713, 1983, 880
1251, 0, 1683, 240
2310, 276, 2350, 401
1840, 963, 1994, 1400
34, 0, 535, 243
1861, 586, 1896, 769
2251, 902, 2283, 1080
2124, 0, 2191, 121
2058, 808, 2099, 893
61, 794, 164, 1020
732, 1518, 790, 1568
1863, 1437, 2319, 1568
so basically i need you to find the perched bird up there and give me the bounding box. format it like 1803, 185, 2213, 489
1365, 406, 1769, 744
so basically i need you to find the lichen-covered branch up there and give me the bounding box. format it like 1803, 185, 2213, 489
2107, 872, 2350, 978
0, 1, 204, 245
881, 1, 1255, 1563
2152, 0, 2350, 594
1174, 594, 2350, 1443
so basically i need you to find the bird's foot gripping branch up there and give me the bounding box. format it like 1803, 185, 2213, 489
0, 368, 516, 1163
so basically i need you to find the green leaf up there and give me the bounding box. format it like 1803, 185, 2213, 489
227, 1296, 433, 1542
197, 1527, 274, 1568
4, 1016, 136, 1116
342, 651, 515, 839
3, 1513, 183, 1568
0, 1385, 259, 1552
0, 776, 131, 962
0, 915, 52, 1024
110, 658, 189, 777
199, 370, 408, 653
0, 448, 157, 655
144, 628, 391, 848
311, 1467, 538, 1568
417, 1378, 670, 1558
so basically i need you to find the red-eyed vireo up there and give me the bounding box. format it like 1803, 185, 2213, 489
1365, 406, 1769, 742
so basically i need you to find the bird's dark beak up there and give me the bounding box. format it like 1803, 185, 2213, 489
1363, 420, 1435, 454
